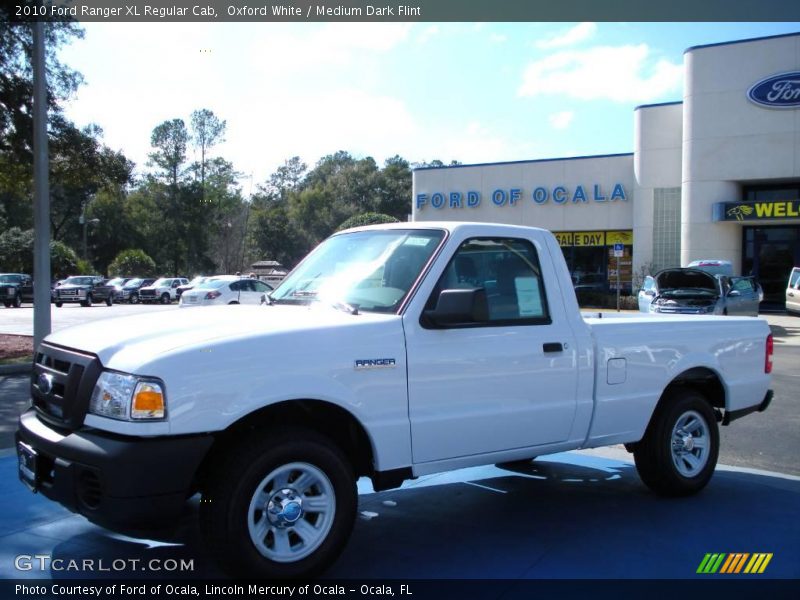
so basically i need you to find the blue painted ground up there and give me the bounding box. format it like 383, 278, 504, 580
0, 451, 798, 580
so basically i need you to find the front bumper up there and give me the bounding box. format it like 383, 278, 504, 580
16, 409, 214, 530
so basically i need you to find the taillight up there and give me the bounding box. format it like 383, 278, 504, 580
205, 290, 221, 300
765, 333, 773, 374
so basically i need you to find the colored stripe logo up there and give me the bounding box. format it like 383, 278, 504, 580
697, 553, 773, 574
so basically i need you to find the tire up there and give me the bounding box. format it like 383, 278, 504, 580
106, 294, 113, 306
81, 293, 93, 307
3, 302, 10, 308
55, 302, 63, 308
12, 293, 21, 308
161, 293, 171, 304
633, 389, 719, 497
201, 428, 357, 579
130, 293, 139, 304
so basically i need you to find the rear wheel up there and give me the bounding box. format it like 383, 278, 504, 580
633, 389, 719, 497
201, 428, 357, 578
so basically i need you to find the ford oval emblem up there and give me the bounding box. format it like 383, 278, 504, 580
748, 71, 800, 108
37, 372, 54, 395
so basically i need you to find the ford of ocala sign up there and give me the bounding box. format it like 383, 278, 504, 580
748, 72, 800, 108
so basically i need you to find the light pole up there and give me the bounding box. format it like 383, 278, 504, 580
80, 201, 100, 261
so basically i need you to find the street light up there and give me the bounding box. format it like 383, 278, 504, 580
79, 207, 100, 261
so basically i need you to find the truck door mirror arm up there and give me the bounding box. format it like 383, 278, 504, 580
422, 288, 489, 328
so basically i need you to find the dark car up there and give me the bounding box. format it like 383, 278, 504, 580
0, 273, 33, 308
104, 277, 133, 299
117, 277, 156, 304
53, 275, 115, 307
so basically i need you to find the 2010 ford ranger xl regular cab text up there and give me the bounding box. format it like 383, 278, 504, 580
16, 222, 773, 578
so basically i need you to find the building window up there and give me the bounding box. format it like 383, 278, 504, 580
652, 187, 681, 272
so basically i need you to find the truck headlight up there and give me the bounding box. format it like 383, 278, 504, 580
90, 371, 166, 421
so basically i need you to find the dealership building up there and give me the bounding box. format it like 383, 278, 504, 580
412, 32, 800, 305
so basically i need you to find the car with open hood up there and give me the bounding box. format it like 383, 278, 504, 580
644, 268, 760, 316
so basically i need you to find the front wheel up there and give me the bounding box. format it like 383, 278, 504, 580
130, 293, 139, 304
634, 389, 719, 497
161, 293, 171, 304
55, 302, 63, 308
12, 294, 21, 308
106, 294, 113, 306
201, 429, 357, 578
81, 293, 93, 307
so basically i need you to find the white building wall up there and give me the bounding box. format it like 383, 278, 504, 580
633, 102, 684, 276
682, 34, 800, 272
412, 155, 634, 233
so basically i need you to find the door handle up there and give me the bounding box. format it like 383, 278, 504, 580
543, 342, 563, 353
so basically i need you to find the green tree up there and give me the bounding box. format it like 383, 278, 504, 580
50, 240, 80, 279
0, 226, 33, 272
108, 249, 157, 277
190, 108, 226, 198
149, 119, 188, 186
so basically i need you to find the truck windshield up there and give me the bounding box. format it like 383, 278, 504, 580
271, 229, 445, 313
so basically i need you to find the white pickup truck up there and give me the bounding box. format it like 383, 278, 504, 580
17, 222, 773, 578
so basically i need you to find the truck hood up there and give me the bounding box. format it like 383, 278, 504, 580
44, 305, 384, 370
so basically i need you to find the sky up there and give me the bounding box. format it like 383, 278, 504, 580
57, 22, 800, 192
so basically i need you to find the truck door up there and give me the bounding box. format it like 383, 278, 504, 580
403, 235, 579, 463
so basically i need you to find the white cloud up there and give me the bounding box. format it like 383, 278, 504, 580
518, 44, 683, 103
549, 111, 574, 129
536, 22, 596, 49
417, 25, 440, 44
489, 33, 508, 44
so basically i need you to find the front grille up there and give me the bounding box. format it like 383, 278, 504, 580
140, 289, 156, 298
31, 343, 102, 430
58, 289, 79, 297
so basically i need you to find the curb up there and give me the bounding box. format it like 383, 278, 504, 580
0, 363, 32, 376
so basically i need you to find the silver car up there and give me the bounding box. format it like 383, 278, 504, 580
642, 268, 761, 316
787, 267, 800, 315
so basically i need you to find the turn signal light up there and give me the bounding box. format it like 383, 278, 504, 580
765, 334, 773, 374
132, 382, 165, 419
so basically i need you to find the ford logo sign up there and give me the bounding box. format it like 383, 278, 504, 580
37, 372, 54, 395
748, 72, 800, 108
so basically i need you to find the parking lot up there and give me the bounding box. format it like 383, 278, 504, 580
0, 308, 798, 581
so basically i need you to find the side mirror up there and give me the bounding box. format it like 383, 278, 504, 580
423, 288, 489, 327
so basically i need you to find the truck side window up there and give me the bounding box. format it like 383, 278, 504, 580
428, 237, 550, 325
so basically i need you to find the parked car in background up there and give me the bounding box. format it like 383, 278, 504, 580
0, 273, 34, 307
787, 267, 800, 315
179, 276, 273, 307
104, 277, 133, 300
645, 268, 760, 316
637, 275, 657, 312
176, 276, 213, 298
686, 259, 734, 277
53, 275, 115, 307
139, 277, 188, 304
117, 278, 156, 304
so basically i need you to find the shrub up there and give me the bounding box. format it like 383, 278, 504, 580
336, 212, 399, 232
108, 249, 157, 277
